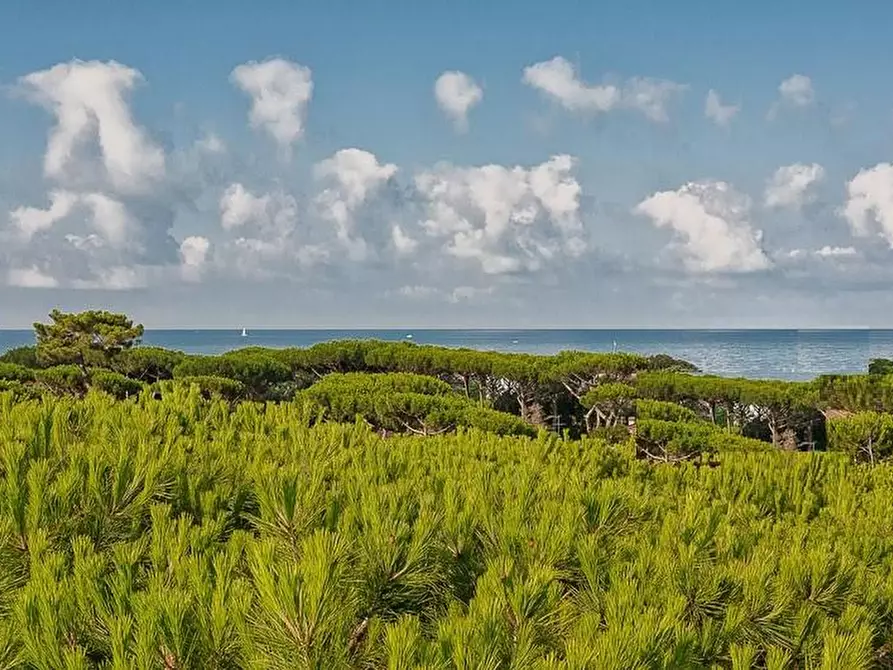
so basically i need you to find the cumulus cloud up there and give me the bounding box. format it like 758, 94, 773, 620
179, 236, 210, 281
81, 193, 136, 250
413, 154, 585, 274
842, 163, 893, 246
391, 225, 418, 255
17, 60, 165, 193
622, 77, 689, 123
220, 183, 275, 230
434, 71, 483, 132
10, 190, 79, 240
448, 285, 494, 303
816, 245, 857, 258
634, 180, 771, 273
195, 133, 226, 154
769, 74, 815, 118
1, 59, 215, 290
7, 266, 58, 289
704, 89, 739, 127
231, 58, 313, 154
71, 265, 148, 290
314, 148, 398, 258
397, 285, 437, 299
764, 163, 825, 209
779, 74, 815, 107
522, 56, 686, 122
225, 185, 300, 243
214, 182, 334, 279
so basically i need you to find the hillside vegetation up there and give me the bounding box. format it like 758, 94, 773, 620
4, 311, 893, 666
0, 389, 892, 668
6, 310, 893, 462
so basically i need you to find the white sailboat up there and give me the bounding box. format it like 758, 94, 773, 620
241, 327, 248, 337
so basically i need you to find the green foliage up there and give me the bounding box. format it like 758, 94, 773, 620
0, 363, 36, 383
173, 351, 291, 399
0, 380, 40, 400
827, 411, 893, 463
89, 369, 144, 399
113, 346, 186, 383
0, 345, 40, 368
635, 398, 700, 422
33, 309, 143, 370
173, 375, 246, 401
635, 418, 772, 461
302, 372, 535, 437
0, 391, 884, 666
868, 358, 893, 375
35, 365, 87, 395
815, 374, 893, 412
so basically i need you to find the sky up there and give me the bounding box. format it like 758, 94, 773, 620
3, 1, 893, 328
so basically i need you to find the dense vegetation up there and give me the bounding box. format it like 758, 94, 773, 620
1, 389, 892, 668
5, 311, 893, 666
7, 310, 893, 462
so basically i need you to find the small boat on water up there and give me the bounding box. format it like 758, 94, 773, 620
405, 334, 413, 340
241, 328, 249, 337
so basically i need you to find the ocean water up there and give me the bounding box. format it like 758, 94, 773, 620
2, 329, 893, 381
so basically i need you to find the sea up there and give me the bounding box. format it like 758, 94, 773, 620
3, 329, 893, 381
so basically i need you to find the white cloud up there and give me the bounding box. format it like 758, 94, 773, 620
215, 182, 331, 279
7, 266, 58, 288
81, 193, 134, 249
523, 57, 620, 113
448, 285, 494, 303
764, 163, 825, 209
413, 154, 585, 274
434, 71, 483, 132
779, 74, 815, 107
842, 163, 893, 246
9, 190, 139, 253
397, 285, 437, 299
816, 245, 857, 258
622, 77, 688, 123
522, 56, 685, 122
314, 148, 397, 258
391, 225, 418, 254
10, 190, 79, 240
179, 235, 210, 281
634, 180, 771, 273
231, 58, 313, 153
220, 183, 272, 230
72, 265, 147, 290
17, 60, 165, 193
704, 90, 739, 127
196, 132, 226, 154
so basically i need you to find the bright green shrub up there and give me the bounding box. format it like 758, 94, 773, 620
0, 390, 885, 666
0, 380, 40, 400
0, 362, 36, 383
827, 411, 893, 463
35, 364, 87, 395
635, 418, 716, 461
868, 358, 893, 375
175, 375, 246, 401
90, 369, 145, 399
173, 352, 291, 399
302, 372, 534, 437
0, 345, 40, 368
635, 398, 699, 422
114, 346, 186, 382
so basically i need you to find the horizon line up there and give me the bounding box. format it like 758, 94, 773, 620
2, 326, 893, 332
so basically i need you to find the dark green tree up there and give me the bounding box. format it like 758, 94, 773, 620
33, 309, 144, 372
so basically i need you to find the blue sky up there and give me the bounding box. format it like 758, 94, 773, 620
2, 1, 893, 327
